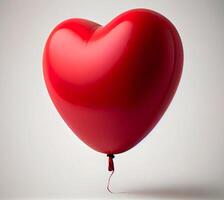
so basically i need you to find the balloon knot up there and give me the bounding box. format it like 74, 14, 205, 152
107, 154, 115, 171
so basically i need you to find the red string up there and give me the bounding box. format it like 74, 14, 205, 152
107, 170, 114, 193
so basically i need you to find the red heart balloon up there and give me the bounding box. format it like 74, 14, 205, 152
43, 9, 183, 154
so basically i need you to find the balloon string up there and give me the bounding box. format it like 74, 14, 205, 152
107, 154, 115, 193
107, 169, 114, 193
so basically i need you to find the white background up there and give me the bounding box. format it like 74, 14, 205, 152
0, 0, 224, 199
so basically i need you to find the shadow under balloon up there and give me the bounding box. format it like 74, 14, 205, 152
122, 184, 224, 199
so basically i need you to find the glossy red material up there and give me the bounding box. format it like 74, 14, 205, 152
43, 9, 183, 154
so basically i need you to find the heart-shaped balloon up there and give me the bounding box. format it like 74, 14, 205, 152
43, 9, 183, 155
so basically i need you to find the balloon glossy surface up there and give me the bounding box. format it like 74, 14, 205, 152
43, 9, 183, 154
